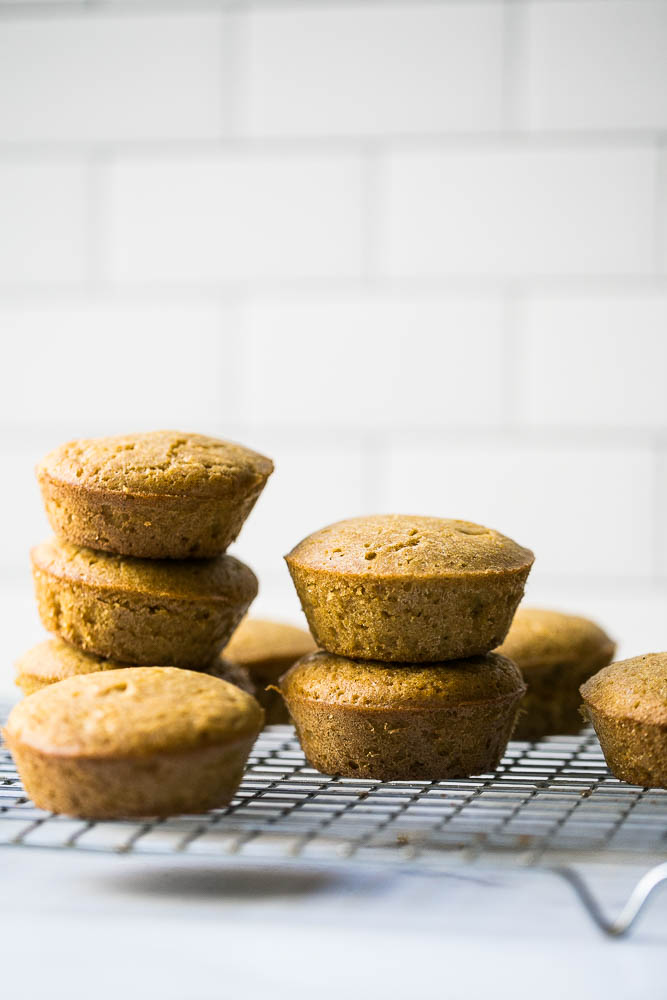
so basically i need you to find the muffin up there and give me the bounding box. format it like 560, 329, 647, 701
205, 656, 255, 697
580, 654, 667, 789
497, 608, 615, 740
285, 515, 534, 662
224, 618, 317, 724
280, 651, 526, 780
3, 667, 264, 818
31, 537, 257, 668
14, 637, 254, 698
37, 431, 273, 559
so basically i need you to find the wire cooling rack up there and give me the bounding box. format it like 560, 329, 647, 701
2, 703, 666, 938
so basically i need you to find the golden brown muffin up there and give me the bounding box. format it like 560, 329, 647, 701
280, 651, 526, 780
224, 618, 317, 724
31, 537, 257, 668
497, 608, 615, 740
14, 637, 254, 698
3, 667, 264, 818
37, 431, 273, 559
580, 654, 667, 788
285, 515, 534, 662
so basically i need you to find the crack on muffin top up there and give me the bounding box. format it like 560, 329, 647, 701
286, 515, 534, 578
38, 431, 273, 499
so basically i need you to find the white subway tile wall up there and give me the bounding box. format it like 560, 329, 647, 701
0, 14, 229, 142
240, 300, 507, 428
523, 1, 667, 131
1, 0, 666, 696
0, 161, 88, 282
107, 153, 364, 281
377, 146, 656, 276
242, 5, 505, 135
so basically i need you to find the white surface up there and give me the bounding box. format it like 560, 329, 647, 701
1, 849, 665, 999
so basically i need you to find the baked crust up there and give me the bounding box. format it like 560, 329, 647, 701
37, 431, 273, 559
286, 516, 534, 662
31, 537, 257, 668
580, 653, 667, 788
3, 667, 264, 817
14, 638, 254, 697
281, 651, 525, 780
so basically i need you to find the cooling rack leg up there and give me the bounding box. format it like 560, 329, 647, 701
548, 862, 667, 938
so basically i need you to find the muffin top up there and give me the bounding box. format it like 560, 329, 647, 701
15, 638, 254, 693
37, 431, 273, 500
285, 515, 533, 579
281, 651, 525, 710
4, 667, 264, 757
498, 608, 615, 672
580, 653, 667, 726
15, 639, 128, 687
225, 618, 317, 678
31, 537, 258, 603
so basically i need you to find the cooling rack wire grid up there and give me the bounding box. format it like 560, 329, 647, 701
2, 704, 666, 938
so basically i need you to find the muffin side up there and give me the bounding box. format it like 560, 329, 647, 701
286, 515, 534, 662
580, 706, 667, 788
3, 667, 264, 817
580, 653, 667, 788
287, 563, 531, 662
6, 739, 256, 819
31, 539, 257, 668
281, 652, 526, 780
37, 431, 273, 559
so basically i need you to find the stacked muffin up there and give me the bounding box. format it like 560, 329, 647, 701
279, 514, 534, 780
22, 431, 272, 684
4, 431, 272, 817
224, 618, 317, 724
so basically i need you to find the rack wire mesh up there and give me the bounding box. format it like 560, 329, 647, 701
2, 703, 666, 936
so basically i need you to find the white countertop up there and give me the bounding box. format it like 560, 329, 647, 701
2, 848, 666, 1000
